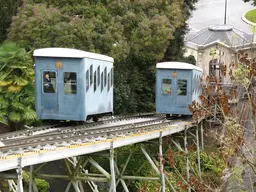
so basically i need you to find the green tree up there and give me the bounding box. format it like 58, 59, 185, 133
163, 0, 198, 63
8, 0, 198, 114
0, 42, 36, 130
0, 0, 22, 43
244, 0, 256, 5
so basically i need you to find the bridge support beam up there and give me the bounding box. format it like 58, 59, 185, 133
201, 122, 204, 151
184, 126, 191, 192
29, 165, 33, 192
159, 132, 165, 192
109, 142, 116, 192
17, 158, 23, 192
114, 163, 129, 192
196, 124, 202, 179
140, 145, 176, 191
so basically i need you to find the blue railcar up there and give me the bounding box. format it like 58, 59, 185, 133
155, 62, 202, 116
33, 48, 114, 121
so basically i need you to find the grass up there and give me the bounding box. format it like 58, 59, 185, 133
245, 9, 256, 23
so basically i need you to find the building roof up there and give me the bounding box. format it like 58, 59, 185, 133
185, 25, 254, 49
156, 62, 202, 72
33, 48, 114, 62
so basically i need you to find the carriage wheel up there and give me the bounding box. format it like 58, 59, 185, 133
93, 116, 99, 122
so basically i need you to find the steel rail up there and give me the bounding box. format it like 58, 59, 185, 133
2, 116, 165, 146
1, 115, 163, 145
0, 118, 193, 157
0, 113, 159, 142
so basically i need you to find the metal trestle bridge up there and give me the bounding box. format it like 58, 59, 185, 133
0, 114, 205, 192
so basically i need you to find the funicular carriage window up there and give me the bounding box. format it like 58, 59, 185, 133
86, 70, 89, 92
101, 72, 104, 92
94, 71, 97, 92
161, 79, 172, 95
110, 68, 113, 87
97, 66, 100, 87
43, 71, 56, 93
104, 67, 107, 87
177, 79, 187, 96
107, 72, 111, 91
64, 72, 77, 94
90, 65, 93, 86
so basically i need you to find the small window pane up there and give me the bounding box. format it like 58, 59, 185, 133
111, 68, 113, 87
177, 79, 187, 95
104, 67, 107, 87
97, 66, 100, 86
161, 79, 172, 95
107, 72, 110, 91
43, 71, 56, 93
101, 72, 103, 92
64, 72, 77, 94
94, 71, 97, 92
86, 70, 89, 92
90, 65, 93, 86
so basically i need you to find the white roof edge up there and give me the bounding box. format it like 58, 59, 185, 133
33, 48, 114, 62
156, 62, 202, 72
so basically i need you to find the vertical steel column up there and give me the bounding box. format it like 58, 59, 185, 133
109, 142, 116, 192
184, 126, 191, 192
224, 0, 227, 25
201, 122, 204, 151
17, 157, 24, 192
72, 181, 81, 192
196, 124, 201, 179
29, 165, 33, 192
159, 132, 165, 192
140, 145, 176, 192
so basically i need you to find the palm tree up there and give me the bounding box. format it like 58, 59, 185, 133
0, 42, 36, 130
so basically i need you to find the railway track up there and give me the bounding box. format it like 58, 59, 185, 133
0, 115, 193, 158
0, 112, 159, 142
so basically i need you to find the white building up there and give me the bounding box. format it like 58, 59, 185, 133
184, 25, 256, 83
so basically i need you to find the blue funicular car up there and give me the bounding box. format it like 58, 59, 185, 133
155, 62, 202, 117
34, 48, 114, 122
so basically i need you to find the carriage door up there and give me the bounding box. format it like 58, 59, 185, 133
157, 70, 174, 112
173, 71, 190, 110
41, 71, 58, 113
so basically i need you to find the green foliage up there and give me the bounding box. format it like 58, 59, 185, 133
0, 42, 36, 129
0, 0, 22, 43
22, 171, 50, 191
244, 0, 256, 6
136, 148, 225, 192
8, 0, 198, 114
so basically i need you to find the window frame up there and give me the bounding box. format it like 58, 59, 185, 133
161, 78, 172, 95
42, 70, 57, 94
110, 68, 113, 87
104, 67, 107, 87
97, 66, 100, 87
86, 69, 89, 92
90, 65, 93, 87
94, 71, 97, 92
101, 72, 104, 92
63, 72, 77, 95
107, 72, 110, 91
177, 79, 187, 96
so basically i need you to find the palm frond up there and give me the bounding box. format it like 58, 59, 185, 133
23, 107, 36, 121
9, 112, 22, 123
0, 80, 13, 86
13, 77, 29, 87
11, 102, 25, 111
8, 85, 23, 93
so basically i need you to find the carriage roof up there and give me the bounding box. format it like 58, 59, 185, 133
156, 62, 202, 72
33, 48, 114, 62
